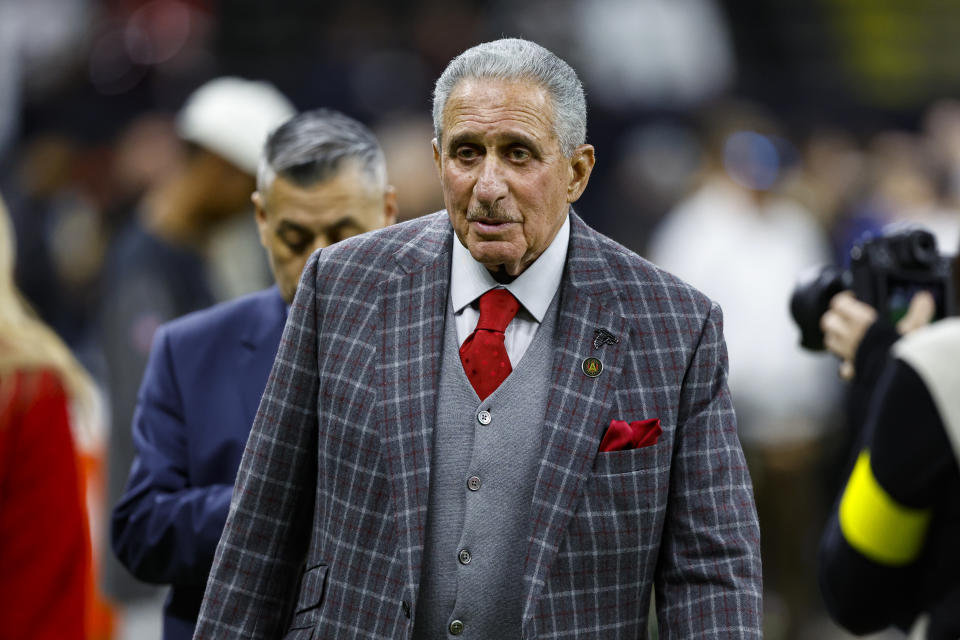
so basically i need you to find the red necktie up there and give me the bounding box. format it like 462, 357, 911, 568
460, 289, 520, 401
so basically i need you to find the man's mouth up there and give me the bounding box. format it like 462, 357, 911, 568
469, 218, 515, 233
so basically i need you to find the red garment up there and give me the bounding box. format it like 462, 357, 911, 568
459, 289, 520, 400
598, 418, 663, 452
0, 369, 90, 640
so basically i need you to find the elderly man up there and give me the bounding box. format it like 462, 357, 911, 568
111, 109, 397, 640
195, 39, 761, 639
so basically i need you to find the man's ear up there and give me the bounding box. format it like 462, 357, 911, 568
383, 185, 399, 226
251, 191, 269, 248
432, 138, 443, 177
566, 144, 596, 203
252, 191, 266, 225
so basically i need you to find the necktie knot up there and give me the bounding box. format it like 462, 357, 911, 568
475, 289, 520, 333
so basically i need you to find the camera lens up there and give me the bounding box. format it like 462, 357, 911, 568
908, 230, 938, 266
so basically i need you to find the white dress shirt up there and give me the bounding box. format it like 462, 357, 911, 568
450, 215, 570, 366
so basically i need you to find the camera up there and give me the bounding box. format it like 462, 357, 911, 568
790, 226, 955, 351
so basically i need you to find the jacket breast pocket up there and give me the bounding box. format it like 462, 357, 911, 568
583, 442, 669, 526
592, 442, 663, 476
287, 563, 329, 631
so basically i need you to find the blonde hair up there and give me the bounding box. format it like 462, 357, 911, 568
0, 193, 97, 439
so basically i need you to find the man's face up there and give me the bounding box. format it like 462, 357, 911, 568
253, 163, 397, 303
188, 149, 257, 224
434, 77, 594, 279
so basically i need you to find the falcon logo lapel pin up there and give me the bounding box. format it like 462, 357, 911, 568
593, 328, 619, 350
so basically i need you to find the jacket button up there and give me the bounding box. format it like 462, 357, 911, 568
477, 410, 492, 425
449, 619, 465, 635
458, 548, 472, 565
467, 475, 481, 491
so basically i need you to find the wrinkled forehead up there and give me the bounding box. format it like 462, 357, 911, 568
440, 77, 558, 145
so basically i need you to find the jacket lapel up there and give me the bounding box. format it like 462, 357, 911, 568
378, 215, 453, 605
237, 287, 288, 428
521, 212, 630, 633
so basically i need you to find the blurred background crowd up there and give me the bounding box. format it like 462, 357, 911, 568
3, 0, 960, 638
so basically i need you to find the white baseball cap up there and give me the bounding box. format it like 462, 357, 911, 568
176, 77, 295, 175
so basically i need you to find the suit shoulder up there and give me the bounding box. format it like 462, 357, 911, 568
591, 229, 716, 319
158, 288, 281, 345
319, 212, 444, 261
310, 212, 449, 292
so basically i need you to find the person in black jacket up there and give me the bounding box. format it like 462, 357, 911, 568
818, 289, 960, 638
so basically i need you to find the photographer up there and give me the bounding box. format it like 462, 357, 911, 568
818, 288, 960, 638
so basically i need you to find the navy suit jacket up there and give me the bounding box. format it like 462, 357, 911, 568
111, 287, 287, 640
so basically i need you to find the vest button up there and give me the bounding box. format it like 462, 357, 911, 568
449, 619, 465, 635
477, 410, 492, 425
467, 475, 481, 491
458, 548, 472, 565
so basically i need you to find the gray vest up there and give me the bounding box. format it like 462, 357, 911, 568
412, 292, 559, 639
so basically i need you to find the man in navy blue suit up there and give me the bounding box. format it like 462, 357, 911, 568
111, 108, 397, 639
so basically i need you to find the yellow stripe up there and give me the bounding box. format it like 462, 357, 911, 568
838, 451, 932, 566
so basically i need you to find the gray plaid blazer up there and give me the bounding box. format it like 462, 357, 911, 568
194, 211, 762, 639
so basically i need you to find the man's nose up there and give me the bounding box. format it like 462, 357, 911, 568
473, 157, 508, 204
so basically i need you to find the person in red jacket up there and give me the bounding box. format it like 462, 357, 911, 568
0, 192, 98, 640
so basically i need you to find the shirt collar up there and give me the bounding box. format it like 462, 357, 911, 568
450, 214, 569, 322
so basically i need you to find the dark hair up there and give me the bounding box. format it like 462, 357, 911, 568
256, 108, 386, 193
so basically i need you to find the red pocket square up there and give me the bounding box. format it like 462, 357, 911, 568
599, 418, 662, 453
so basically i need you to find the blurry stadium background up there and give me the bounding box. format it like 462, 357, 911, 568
3, 1, 958, 638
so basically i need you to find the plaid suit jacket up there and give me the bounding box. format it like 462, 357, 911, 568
194, 211, 762, 639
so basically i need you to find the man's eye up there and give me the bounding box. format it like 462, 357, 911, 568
456, 146, 480, 160
280, 231, 311, 254
284, 238, 310, 254
332, 227, 360, 243
508, 147, 531, 161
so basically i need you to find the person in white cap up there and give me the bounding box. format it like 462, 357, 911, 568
98, 77, 294, 615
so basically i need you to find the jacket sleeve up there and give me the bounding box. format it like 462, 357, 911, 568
654, 301, 763, 638
193, 251, 321, 639
110, 325, 234, 587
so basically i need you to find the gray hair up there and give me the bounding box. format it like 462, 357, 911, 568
432, 38, 586, 156
256, 108, 387, 194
